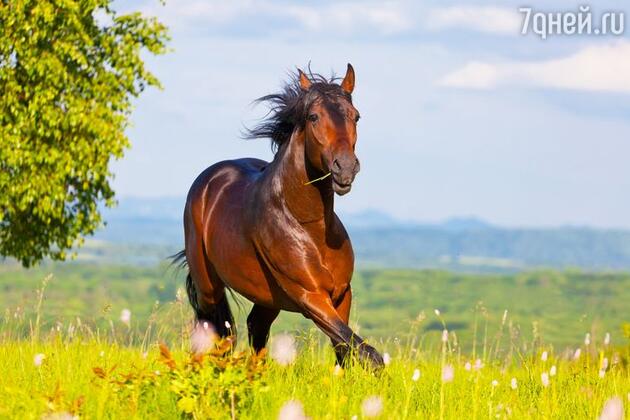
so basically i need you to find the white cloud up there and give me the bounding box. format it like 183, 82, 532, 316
426, 6, 522, 35
439, 41, 630, 94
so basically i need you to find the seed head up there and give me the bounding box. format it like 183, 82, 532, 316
120, 309, 131, 326
550, 365, 557, 376
541, 372, 550, 387
34, 353, 45, 367
442, 364, 455, 383
510, 378, 518, 390
361, 396, 383, 418
278, 400, 307, 420
271, 334, 297, 366
412, 369, 421, 381
599, 397, 623, 420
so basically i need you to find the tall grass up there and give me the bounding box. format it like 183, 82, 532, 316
0, 275, 629, 419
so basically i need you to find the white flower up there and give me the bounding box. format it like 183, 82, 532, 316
120, 309, 131, 326
34, 353, 45, 367
278, 400, 307, 420
491, 380, 499, 387
383, 352, 391, 366
599, 396, 623, 420
573, 348, 582, 360
412, 369, 421, 381
224, 321, 231, 329
550, 365, 557, 376
585, 333, 591, 346
541, 351, 548, 362
434, 309, 441, 316
541, 372, 550, 387
442, 364, 454, 383
190, 322, 216, 355
464, 362, 472, 371
474, 359, 484, 371
441, 329, 448, 343
604, 332, 611, 346
271, 334, 297, 366
361, 396, 383, 418
599, 369, 606, 379
510, 378, 518, 390
602, 358, 609, 370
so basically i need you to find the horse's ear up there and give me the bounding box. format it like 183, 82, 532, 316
340, 63, 355, 94
298, 69, 312, 90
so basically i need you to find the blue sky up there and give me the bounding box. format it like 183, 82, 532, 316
111, 0, 630, 228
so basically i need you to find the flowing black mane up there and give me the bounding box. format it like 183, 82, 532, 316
245, 69, 351, 153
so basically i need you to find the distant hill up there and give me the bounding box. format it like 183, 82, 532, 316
91, 197, 630, 272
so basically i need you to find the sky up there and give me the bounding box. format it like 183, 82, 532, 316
111, 0, 630, 229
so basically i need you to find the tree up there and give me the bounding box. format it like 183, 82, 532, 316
0, 1, 168, 266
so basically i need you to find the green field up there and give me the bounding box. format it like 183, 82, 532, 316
1, 263, 630, 418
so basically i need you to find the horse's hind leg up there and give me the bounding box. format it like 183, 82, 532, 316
185, 229, 234, 338
247, 304, 280, 353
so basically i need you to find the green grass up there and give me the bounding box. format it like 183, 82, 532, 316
1, 264, 630, 418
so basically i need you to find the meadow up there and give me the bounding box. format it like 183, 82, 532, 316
1, 263, 630, 418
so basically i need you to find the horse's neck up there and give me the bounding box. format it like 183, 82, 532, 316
271, 131, 334, 225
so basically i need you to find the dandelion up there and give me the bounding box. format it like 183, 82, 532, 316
599, 396, 623, 420
190, 322, 216, 355
573, 348, 582, 360
412, 369, 421, 381
224, 321, 231, 330
361, 396, 383, 418
541, 351, 548, 362
604, 332, 611, 346
278, 400, 307, 420
541, 372, 550, 387
271, 334, 297, 366
510, 378, 518, 390
442, 364, 454, 383
474, 359, 484, 371
383, 352, 391, 366
441, 329, 448, 343
584, 333, 591, 346
34, 353, 45, 367
464, 361, 472, 371
491, 379, 499, 387
120, 309, 131, 326
333, 365, 343, 377
550, 365, 557, 376
434, 309, 441, 316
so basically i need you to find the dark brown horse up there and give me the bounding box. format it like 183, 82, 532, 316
173, 64, 383, 369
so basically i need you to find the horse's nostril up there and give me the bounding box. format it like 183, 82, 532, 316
332, 159, 342, 172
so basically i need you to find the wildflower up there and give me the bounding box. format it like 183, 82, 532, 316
271, 334, 297, 366
34, 353, 45, 367
190, 322, 216, 355
383, 352, 391, 366
441, 329, 448, 343
224, 321, 231, 330
120, 309, 131, 326
491, 379, 499, 387
510, 378, 518, 390
412, 369, 421, 381
602, 358, 609, 370
434, 309, 441, 316
599, 369, 606, 379
550, 365, 557, 376
573, 348, 582, 360
154, 370, 161, 376
442, 364, 454, 383
474, 359, 484, 371
41, 412, 78, 420
464, 361, 472, 371
278, 400, 307, 420
541, 351, 548, 362
541, 372, 550, 387
333, 365, 343, 377
585, 333, 591, 346
604, 332, 611, 346
361, 396, 383, 418
99, 351, 105, 358
599, 396, 623, 420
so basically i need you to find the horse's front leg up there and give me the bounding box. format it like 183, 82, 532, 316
331, 288, 353, 366
301, 290, 383, 370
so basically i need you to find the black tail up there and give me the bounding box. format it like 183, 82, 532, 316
170, 250, 235, 337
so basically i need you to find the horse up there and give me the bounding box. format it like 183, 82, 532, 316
173, 64, 383, 369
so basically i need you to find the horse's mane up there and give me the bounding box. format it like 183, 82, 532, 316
245, 68, 351, 154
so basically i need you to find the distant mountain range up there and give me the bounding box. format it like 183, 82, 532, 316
91, 197, 630, 272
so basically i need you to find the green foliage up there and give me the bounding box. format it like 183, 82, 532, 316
0, 1, 168, 266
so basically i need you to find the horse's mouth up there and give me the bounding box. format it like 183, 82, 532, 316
332, 178, 352, 195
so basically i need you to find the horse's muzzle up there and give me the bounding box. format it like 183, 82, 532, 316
331, 155, 360, 196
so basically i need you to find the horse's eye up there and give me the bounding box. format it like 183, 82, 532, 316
308, 113, 319, 123
355, 114, 361, 123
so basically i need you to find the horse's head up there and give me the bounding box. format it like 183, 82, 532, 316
299, 64, 360, 196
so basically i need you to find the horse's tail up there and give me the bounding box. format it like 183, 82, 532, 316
169, 249, 235, 337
